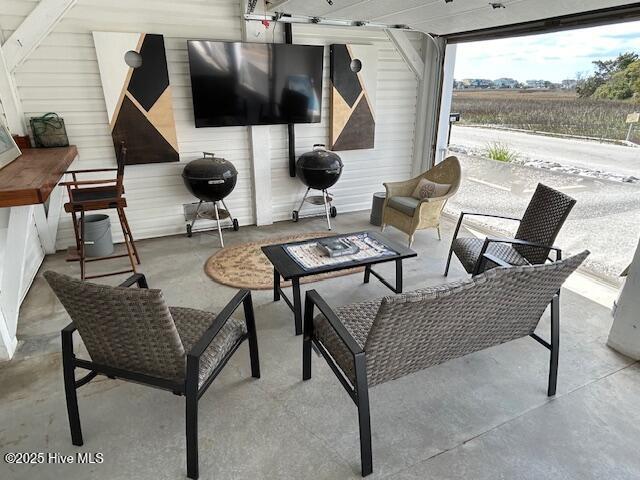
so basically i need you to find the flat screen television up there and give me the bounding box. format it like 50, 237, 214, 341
187, 40, 324, 127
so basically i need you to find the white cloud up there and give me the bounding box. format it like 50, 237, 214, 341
454, 20, 640, 82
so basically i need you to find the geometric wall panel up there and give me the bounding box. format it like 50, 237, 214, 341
330, 44, 377, 151
93, 32, 179, 165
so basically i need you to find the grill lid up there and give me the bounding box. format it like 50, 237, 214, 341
182, 152, 238, 180
297, 144, 343, 171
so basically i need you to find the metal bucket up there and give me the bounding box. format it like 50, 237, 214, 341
83, 214, 114, 257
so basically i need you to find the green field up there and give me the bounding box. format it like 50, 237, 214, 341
451, 89, 640, 144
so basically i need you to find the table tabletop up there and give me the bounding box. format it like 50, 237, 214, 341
261, 230, 417, 280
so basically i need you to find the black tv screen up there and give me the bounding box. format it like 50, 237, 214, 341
187, 40, 324, 127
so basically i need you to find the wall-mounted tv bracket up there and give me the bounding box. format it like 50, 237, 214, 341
285, 22, 297, 177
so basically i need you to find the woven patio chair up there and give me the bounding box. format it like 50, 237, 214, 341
381, 156, 461, 247
303, 250, 589, 476
44, 271, 260, 480
445, 183, 576, 276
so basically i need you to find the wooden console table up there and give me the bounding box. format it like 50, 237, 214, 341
0, 146, 78, 359
0, 146, 77, 207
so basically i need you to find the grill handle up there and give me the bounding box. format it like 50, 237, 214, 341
312, 144, 326, 151
207, 179, 225, 185
325, 168, 340, 174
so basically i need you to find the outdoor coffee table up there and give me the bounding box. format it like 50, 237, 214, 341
261, 231, 417, 335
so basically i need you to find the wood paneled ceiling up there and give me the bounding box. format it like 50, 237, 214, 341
267, 0, 640, 36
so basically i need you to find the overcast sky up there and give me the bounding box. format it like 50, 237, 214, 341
454, 20, 640, 82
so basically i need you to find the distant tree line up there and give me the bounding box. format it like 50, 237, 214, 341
577, 52, 640, 102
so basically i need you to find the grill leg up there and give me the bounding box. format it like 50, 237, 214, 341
220, 198, 233, 222
297, 187, 311, 214
189, 200, 203, 233
323, 190, 332, 231
214, 202, 224, 248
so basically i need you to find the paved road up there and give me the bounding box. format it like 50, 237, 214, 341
450, 126, 640, 178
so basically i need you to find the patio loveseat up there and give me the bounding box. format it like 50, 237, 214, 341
302, 250, 589, 476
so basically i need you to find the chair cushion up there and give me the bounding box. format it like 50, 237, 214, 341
313, 298, 381, 384
452, 237, 529, 274
170, 306, 247, 387
412, 178, 451, 200
387, 196, 421, 216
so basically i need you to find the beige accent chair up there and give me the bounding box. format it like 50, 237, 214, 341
382, 156, 461, 247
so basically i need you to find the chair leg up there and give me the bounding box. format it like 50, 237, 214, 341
243, 294, 261, 379
380, 224, 386, 232
548, 293, 560, 396
408, 235, 414, 248
437, 226, 442, 241
118, 206, 141, 265
354, 353, 372, 476
62, 331, 83, 446
70, 210, 81, 252
444, 245, 454, 277
117, 207, 138, 274
79, 210, 86, 280
186, 357, 199, 480
302, 296, 315, 381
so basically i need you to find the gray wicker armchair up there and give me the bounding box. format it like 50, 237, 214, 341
445, 183, 576, 276
303, 250, 589, 476
44, 271, 260, 480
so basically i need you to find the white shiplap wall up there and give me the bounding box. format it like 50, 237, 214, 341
2, 0, 252, 249
270, 25, 421, 221
0, 0, 421, 248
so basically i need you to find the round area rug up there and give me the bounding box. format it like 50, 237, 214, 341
204, 232, 363, 290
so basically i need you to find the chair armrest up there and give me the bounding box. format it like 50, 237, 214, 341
485, 237, 562, 255
60, 179, 117, 187
118, 273, 149, 288
473, 237, 562, 275
187, 289, 251, 359
450, 211, 522, 244
305, 290, 363, 355
460, 211, 522, 222
383, 179, 419, 199
66, 168, 118, 175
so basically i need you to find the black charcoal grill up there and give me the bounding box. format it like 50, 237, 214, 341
293, 144, 343, 230
182, 152, 239, 246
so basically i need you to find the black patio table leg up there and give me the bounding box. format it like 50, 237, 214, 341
292, 277, 302, 336
395, 259, 403, 293
273, 267, 281, 301
362, 259, 404, 294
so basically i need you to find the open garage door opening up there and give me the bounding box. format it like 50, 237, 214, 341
442, 20, 640, 285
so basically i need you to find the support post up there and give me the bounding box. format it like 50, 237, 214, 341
241, 1, 274, 226
412, 34, 446, 176
435, 44, 457, 164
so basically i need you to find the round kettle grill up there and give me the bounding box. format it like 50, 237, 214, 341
293, 144, 343, 230
182, 152, 239, 246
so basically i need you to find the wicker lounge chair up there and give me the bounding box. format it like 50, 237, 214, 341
382, 156, 461, 247
44, 271, 260, 480
445, 183, 576, 276
303, 250, 589, 476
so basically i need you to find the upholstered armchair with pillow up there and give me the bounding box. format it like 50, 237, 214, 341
382, 156, 461, 247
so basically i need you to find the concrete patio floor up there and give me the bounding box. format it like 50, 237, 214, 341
1, 211, 639, 479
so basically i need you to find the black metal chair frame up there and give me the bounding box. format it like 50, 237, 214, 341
444, 211, 564, 276
303, 252, 561, 477
61, 274, 260, 480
